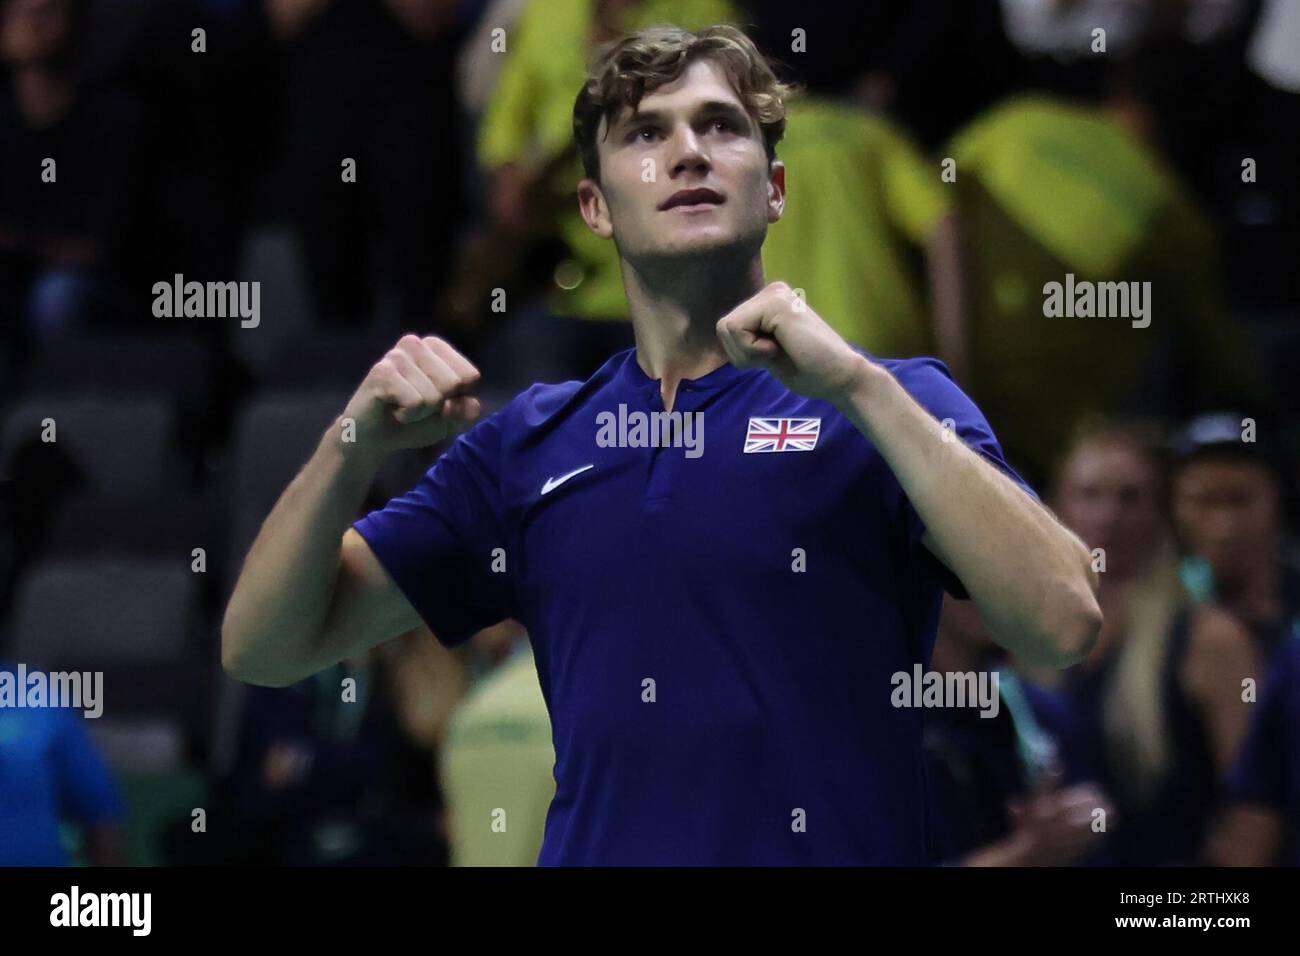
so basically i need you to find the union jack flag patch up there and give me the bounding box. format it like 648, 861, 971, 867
743, 417, 821, 453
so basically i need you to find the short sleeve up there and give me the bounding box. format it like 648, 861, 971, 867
352, 409, 515, 648
52, 708, 125, 826
1225, 646, 1296, 809
883, 354, 1040, 599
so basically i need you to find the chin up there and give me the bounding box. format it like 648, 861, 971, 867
652, 227, 753, 259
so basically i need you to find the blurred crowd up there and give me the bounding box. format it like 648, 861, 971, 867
0, 0, 1297, 866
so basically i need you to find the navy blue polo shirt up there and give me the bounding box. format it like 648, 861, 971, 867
353, 346, 1036, 865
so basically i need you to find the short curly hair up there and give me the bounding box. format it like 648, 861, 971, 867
572, 23, 798, 183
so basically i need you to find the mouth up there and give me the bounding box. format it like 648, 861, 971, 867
658, 188, 725, 211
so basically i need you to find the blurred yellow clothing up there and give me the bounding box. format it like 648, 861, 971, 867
440, 645, 555, 866
946, 95, 1262, 481
762, 97, 951, 357
478, 0, 742, 320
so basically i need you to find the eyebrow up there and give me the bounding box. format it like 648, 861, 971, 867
612, 100, 752, 136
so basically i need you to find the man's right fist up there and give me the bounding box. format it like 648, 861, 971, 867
339, 334, 482, 462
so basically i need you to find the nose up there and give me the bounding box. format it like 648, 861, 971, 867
668, 124, 710, 178
1203, 508, 1239, 545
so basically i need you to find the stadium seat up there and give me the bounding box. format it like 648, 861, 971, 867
17, 333, 213, 404
41, 490, 219, 563
11, 557, 197, 667
226, 391, 351, 581
86, 718, 187, 775
9, 556, 213, 774
0, 397, 179, 500
229, 226, 316, 378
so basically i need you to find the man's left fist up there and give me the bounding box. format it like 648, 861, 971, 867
716, 281, 869, 404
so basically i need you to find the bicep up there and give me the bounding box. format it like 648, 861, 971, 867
316, 528, 424, 666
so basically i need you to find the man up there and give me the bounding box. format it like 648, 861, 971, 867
0, 660, 126, 866
1172, 412, 1300, 668
439, 623, 556, 867
923, 597, 1112, 866
939, 90, 1264, 486
0, 0, 143, 354
223, 24, 1102, 865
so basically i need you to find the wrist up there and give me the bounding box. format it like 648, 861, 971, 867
829, 352, 888, 413
321, 417, 386, 484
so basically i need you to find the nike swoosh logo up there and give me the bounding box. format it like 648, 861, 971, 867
541, 464, 594, 496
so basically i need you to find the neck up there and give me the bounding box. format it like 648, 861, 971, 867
621, 246, 764, 409
14, 66, 75, 129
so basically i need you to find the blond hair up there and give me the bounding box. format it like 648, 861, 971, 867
1052, 416, 1188, 803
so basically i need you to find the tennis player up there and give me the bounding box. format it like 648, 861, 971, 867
223, 24, 1102, 865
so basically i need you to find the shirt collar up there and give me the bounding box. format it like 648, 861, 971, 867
612, 347, 755, 394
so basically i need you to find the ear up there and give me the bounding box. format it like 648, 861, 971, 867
577, 178, 614, 239
766, 160, 786, 224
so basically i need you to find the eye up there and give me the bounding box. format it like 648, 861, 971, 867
632, 126, 661, 143
709, 117, 734, 133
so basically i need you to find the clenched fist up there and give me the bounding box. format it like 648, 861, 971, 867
338, 334, 482, 465
715, 281, 869, 404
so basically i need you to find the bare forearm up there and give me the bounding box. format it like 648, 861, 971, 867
836, 359, 1100, 666
222, 421, 377, 686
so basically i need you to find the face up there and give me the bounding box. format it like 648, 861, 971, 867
1173, 458, 1279, 582
577, 58, 785, 263
0, 0, 72, 66
1055, 438, 1165, 580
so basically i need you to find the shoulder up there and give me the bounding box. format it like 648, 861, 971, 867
504, 379, 588, 429
861, 349, 990, 426
1188, 604, 1256, 660
869, 351, 959, 389
1183, 603, 1258, 695
459, 350, 629, 452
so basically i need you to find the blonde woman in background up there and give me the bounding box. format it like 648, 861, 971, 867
1037, 418, 1258, 864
